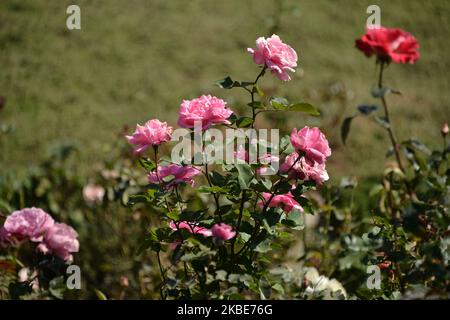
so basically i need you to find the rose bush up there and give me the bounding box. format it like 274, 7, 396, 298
126, 34, 338, 299
0, 207, 79, 298
336, 25, 449, 298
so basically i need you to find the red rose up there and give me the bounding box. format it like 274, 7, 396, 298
355, 26, 419, 64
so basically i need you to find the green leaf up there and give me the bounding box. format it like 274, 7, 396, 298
139, 158, 156, 171
215, 76, 240, 89
403, 139, 431, 155
255, 84, 265, 97
215, 76, 234, 89
49, 276, 66, 300
259, 277, 272, 299
8, 282, 32, 300
198, 185, 229, 194
288, 103, 320, 116
270, 97, 289, 109
235, 163, 253, 189
236, 117, 253, 128
137, 230, 161, 254
270, 98, 320, 116
283, 210, 304, 230
94, 288, 108, 300
127, 194, 149, 205
341, 116, 356, 145
215, 270, 228, 281
357, 104, 378, 115
272, 283, 285, 294
166, 210, 180, 220
254, 238, 272, 253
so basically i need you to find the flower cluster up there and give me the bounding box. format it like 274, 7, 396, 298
1, 207, 79, 262
280, 127, 331, 185
126, 34, 327, 242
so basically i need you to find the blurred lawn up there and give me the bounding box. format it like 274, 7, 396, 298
1, 0, 449, 181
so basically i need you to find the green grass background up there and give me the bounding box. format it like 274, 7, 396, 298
1, 0, 449, 181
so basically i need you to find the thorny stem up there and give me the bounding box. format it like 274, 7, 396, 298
153, 146, 172, 212
378, 62, 405, 173
156, 251, 166, 300
251, 66, 267, 128
230, 190, 247, 266
378, 62, 411, 291
204, 155, 222, 222
174, 186, 184, 212
230, 66, 267, 261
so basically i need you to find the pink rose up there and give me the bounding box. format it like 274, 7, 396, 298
178, 95, 233, 130
82, 184, 105, 204
355, 26, 420, 64
211, 223, 236, 241
280, 153, 329, 184
290, 127, 331, 164
126, 119, 173, 154
4, 207, 54, 242
148, 163, 200, 188
259, 192, 303, 213
247, 34, 298, 81
37, 223, 79, 262
169, 221, 212, 237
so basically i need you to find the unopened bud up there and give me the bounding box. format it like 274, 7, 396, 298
442, 123, 449, 136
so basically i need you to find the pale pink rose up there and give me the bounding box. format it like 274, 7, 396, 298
169, 221, 212, 237
148, 163, 200, 188
126, 119, 173, 154
37, 223, 79, 262
280, 153, 329, 184
82, 184, 105, 204
290, 127, 331, 164
178, 95, 233, 130
258, 192, 303, 213
211, 223, 236, 241
247, 34, 298, 81
4, 207, 54, 242
280, 152, 303, 179
299, 158, 329, 185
